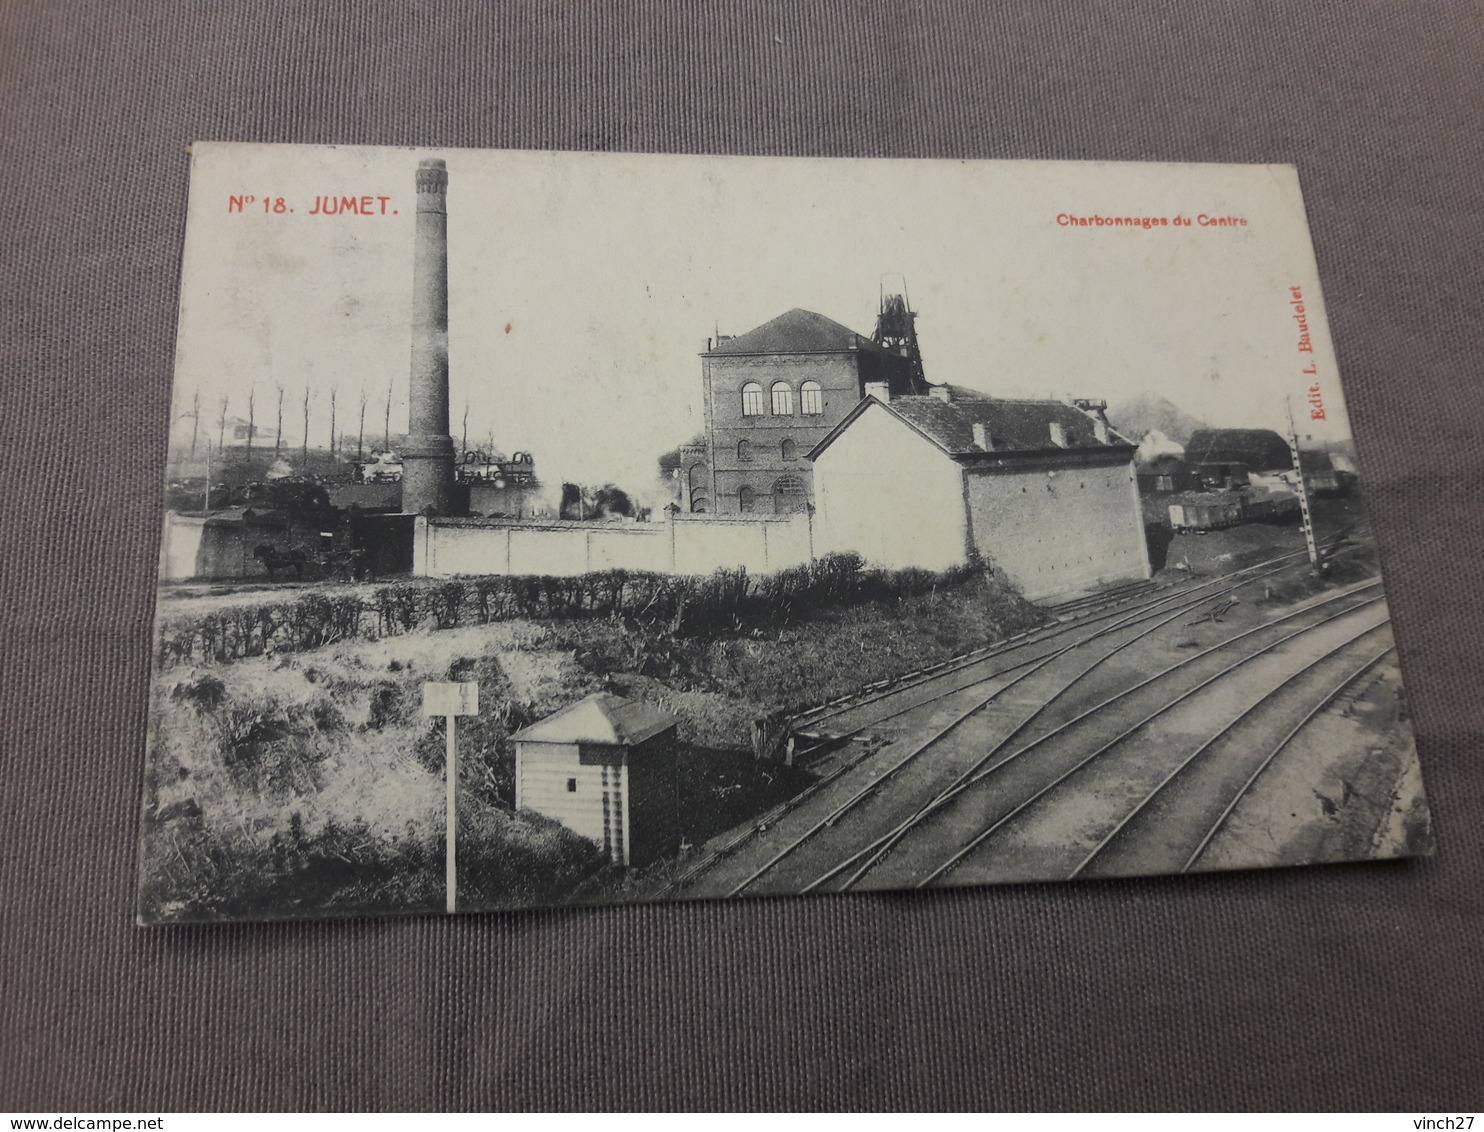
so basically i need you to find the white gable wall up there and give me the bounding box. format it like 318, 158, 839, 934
811, 402, 968, 571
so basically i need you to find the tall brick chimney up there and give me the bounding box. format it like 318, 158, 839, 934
402, 158, 458, 516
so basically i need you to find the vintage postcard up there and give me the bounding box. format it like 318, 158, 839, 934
140, 142, 1431, 923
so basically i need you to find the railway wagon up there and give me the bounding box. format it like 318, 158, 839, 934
1168, 499, 1244, 533
1242, 494, 1301, 524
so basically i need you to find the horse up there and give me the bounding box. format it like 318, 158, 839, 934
252, 544, 310, 581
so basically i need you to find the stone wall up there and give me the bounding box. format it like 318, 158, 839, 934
964, 457, 1151, 600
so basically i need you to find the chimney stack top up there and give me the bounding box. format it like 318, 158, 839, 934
415, 159, 448, 198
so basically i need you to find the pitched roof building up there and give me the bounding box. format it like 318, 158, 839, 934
1184, 428, 1294, 473
511, 693, 681, 867
808, 388, 1151, 600
687, 308, 929, 516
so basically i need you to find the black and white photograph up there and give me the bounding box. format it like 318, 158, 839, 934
139, 142, 1433, 923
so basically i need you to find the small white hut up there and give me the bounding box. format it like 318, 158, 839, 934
511, 693, 681, 867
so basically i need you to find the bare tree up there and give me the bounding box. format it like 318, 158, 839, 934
301, 386, 313, 473
187, 389, 201, 457
383, 375, 393, 452
217, 395, 229, 453
357, 385, 368, 463
461, 398, 469, 457
328, 384, 338, 461
274, 383, 285, 458
245, 388, 255, 472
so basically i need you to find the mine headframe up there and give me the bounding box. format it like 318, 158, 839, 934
872, 278, 929, 392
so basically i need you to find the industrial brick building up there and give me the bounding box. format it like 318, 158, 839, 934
686, 306, 930, 515
511, 693, 680, 867
808, 387, 1152, 600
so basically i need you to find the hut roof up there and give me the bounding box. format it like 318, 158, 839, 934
511, 692, 678, 746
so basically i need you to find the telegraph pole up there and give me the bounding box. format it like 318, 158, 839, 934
1286, 398, 1320, 574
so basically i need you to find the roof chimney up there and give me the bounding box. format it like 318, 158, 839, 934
971, 422, 993, 452
864, 381, 891, 402
1049, 422, 1068, 448
1093, 419, 1109, 444
930, 385, 953, 403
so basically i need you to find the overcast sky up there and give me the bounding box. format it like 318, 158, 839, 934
173, 143, 1351, 487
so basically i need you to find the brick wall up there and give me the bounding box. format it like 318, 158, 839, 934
703, 352, 861, 513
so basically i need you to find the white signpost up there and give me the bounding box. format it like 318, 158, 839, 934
423, 681, 479, 914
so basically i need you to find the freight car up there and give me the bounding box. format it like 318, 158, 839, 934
1242, 493, 1302, 524
1168, 499, 1244, 533
1168, 492, 1301, 532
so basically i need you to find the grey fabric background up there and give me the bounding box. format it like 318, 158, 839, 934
2, 0, 1481, 1111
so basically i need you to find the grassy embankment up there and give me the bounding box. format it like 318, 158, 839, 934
140, 565, 1045, 922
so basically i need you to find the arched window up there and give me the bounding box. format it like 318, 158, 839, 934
688, 463, 709, 513
738, 485, 755, 513
772, 476, 807, 515
741, 382, 764, 417
771, 381, 793, 415
737, 439, 753, 462
780, 438, 797, 461
800, 381, 823, 416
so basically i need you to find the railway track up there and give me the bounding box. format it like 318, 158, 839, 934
1100, 642, 1397, 878
671, 565, 1305, 897
1041, 578, 1158, 617
904, 595, 1391, 890
661, 552, 1334, 895
791, 522, 1363, 746
789, 543, 1339, 752
669, 548, 1380, 899
777, 581, 1386, 896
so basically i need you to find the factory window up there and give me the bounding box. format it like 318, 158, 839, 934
741, 382, 764, 416
772, 476, 807, 515
737, 439, 753, 462
567, 778, 577, 793
781, 438, 797, 461
738, 485, 756, 513
800, 381, 823, 415
771, 381, 794, 415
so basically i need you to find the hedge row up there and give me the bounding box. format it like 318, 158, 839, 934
156, 553, 982, 669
